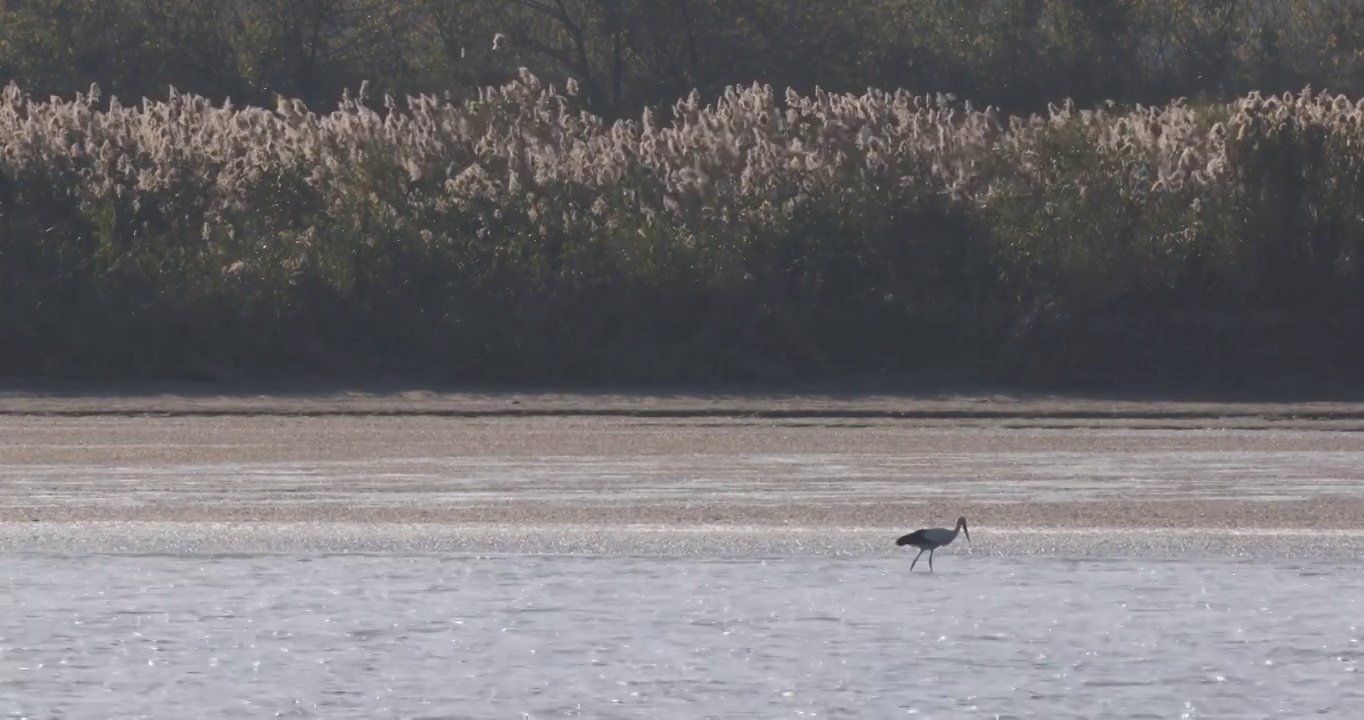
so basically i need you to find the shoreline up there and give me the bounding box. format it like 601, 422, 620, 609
2, 495, 1362, 530
1, 520, 1359, 559
6, 380, 1364, 428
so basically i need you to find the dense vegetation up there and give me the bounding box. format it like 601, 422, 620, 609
4, 0, 1364, 387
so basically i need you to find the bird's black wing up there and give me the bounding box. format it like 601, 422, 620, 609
896, 530, 926, 546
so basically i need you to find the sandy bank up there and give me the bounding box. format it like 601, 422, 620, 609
4, 414, 1364, 546
5, 380, 1364, 429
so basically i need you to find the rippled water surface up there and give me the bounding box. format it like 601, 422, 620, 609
5, 422, 1364, 717
3, 552, 1360, 718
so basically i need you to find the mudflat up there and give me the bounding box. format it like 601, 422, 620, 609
4, 385, 1364, 535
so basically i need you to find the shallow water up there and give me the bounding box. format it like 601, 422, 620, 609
5, 423, 1364, 717
2, 552, 1359, 719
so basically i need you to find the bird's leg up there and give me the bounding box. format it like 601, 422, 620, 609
910, 549, 924, 571
928, 549, 935, 572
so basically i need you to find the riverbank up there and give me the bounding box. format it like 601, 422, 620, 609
6, 380, 1364, 429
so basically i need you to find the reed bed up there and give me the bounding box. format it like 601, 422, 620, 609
3, 73, 1364, 384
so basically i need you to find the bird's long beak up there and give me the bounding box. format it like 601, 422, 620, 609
964, 525, 971, 543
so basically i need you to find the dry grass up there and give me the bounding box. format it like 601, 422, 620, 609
3, 75, 1364, 383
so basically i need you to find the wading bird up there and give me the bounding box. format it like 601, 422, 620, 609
896, 516, 970, 572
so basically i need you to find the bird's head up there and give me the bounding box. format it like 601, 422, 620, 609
956, 516, 970, 542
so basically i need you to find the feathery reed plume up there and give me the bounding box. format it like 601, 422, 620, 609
4, 76, 1362, 382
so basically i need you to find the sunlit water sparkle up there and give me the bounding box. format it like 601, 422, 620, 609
1, 553, 1359, 718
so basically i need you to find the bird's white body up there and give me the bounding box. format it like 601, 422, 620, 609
896, 516, 970, 571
